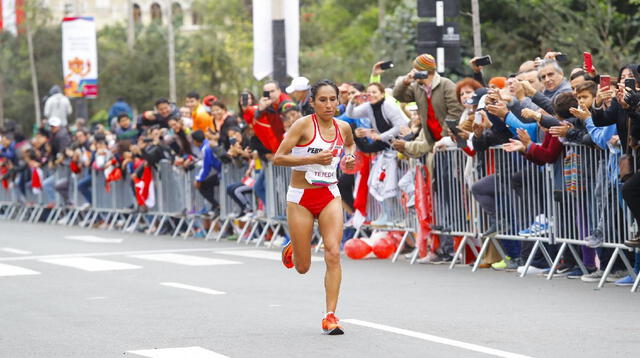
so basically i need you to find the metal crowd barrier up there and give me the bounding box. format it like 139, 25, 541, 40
550, 143, 636, 288
234, 161, 292, 247
428, 145, 639, 290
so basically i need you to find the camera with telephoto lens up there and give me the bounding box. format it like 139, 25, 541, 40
414, 71, 429, 80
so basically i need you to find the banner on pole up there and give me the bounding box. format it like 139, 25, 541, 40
62, 17, 98, 98
252, 0, 299, 80
0, 0, 25, 35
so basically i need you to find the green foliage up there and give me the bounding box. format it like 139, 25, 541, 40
90, 109, 109, 128
3, 0, 640, 133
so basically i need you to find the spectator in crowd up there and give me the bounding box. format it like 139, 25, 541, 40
108, 97, 133, 129
346, 82, 407, 148
392, 53, 464, 157
194, 129, 222, 215
114, 114, 139, 141
186, 92, 214, 133
593, 64, 640, 248
254, 80, 293, 152
281, 102, 302, 131
138, 98, 178, 130
179, 106, 194, 129
238, 90, 258, 126
286, 76, 314, 116
41, 117, 72, 207
44, 85, 73, 127
210, 101, 239, 149
538, 59, 572, 102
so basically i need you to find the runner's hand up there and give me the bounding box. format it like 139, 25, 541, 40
313, 150, 333, 165
344, 154, 356, 170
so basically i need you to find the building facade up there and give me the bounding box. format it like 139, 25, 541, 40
45, 0, 201, 30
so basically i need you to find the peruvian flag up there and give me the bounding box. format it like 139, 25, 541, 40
133, 166, 155, 208
104, 159, 122, 193
31, 166, 43, 194
351, 152, 372, 229
0, 0, 25, 35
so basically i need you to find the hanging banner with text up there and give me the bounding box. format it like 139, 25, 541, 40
62, 17, 98, 98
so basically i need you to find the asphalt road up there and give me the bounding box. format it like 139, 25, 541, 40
1, 221, 639, 358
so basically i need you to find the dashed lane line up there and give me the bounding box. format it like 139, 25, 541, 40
160, 282, 226, 296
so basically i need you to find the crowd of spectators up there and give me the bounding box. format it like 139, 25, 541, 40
1, 50, 640, 286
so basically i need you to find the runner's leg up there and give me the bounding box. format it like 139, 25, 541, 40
318, 198, 343, 313
287, 202, 314, 274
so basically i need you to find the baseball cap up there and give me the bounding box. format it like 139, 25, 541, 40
286, 77, 311, 94
465, 88, 489, 106
48, 117, 62, 127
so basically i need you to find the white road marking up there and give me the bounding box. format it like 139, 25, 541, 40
216, 250, 323, 262
130, 253, 241, 266
128, 346, 229, 358
39, 257, 142, 272
160, 282, 226, 296
0, 263, 40, 277
342, 319, 533, 358
1, 247, 32, 255
64, 235, 123, 244
0, 247, 245, 263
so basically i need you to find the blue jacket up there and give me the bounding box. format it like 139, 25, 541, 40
0, 141, 17, 164
505, 112, 539, 142
586, 117, 619, 184
196, 140, 222, 182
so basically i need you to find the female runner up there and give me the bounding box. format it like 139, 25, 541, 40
273, 79, 356, 335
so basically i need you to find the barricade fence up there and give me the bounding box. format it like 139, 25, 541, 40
1, 145, 638, 292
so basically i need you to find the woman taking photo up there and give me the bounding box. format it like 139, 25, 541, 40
274, 79, 356, 335
345, 82, 407, 148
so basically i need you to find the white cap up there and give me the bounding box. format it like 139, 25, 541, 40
286, 76, 311, 94
48, 117, 62, 127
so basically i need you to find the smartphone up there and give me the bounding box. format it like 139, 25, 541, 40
583, 52, 593, 72
262, 90, 270, 98
241, 93, 249, 106
474, 110, 484, 124
556, 53, 568, 63
625, 78, 636, 90
380, 60, 394, 70
445, 120, 467, 149
356, 94, 370, 102
414, 71, 429, 79
474, 55, 492, 67
229, 137, 237, 146
599, 75, 610, 89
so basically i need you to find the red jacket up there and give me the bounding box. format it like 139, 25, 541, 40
523, 133, 563, 165
254, 92, 293, 144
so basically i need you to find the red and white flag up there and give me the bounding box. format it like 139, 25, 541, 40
351, 152, 372, 229
31, 166, 43, 194
0, 0, 25, 35
133, 166, 155, 208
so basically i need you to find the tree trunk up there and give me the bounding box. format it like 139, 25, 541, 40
26, 19, 41, 125
166, 0, 176, 102
471, 0, 482, 57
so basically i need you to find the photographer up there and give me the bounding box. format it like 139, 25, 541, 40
391, 53, 463, 157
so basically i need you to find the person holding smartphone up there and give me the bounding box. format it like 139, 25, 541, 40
391, 53, 463, 157
254, 80, 294, 150
592, 64, 640, 248
273, 80, 356, 335
346, 82, 407, 145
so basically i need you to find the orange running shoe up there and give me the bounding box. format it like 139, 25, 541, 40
322, 313, 344, 335
281, 240, 293, 269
